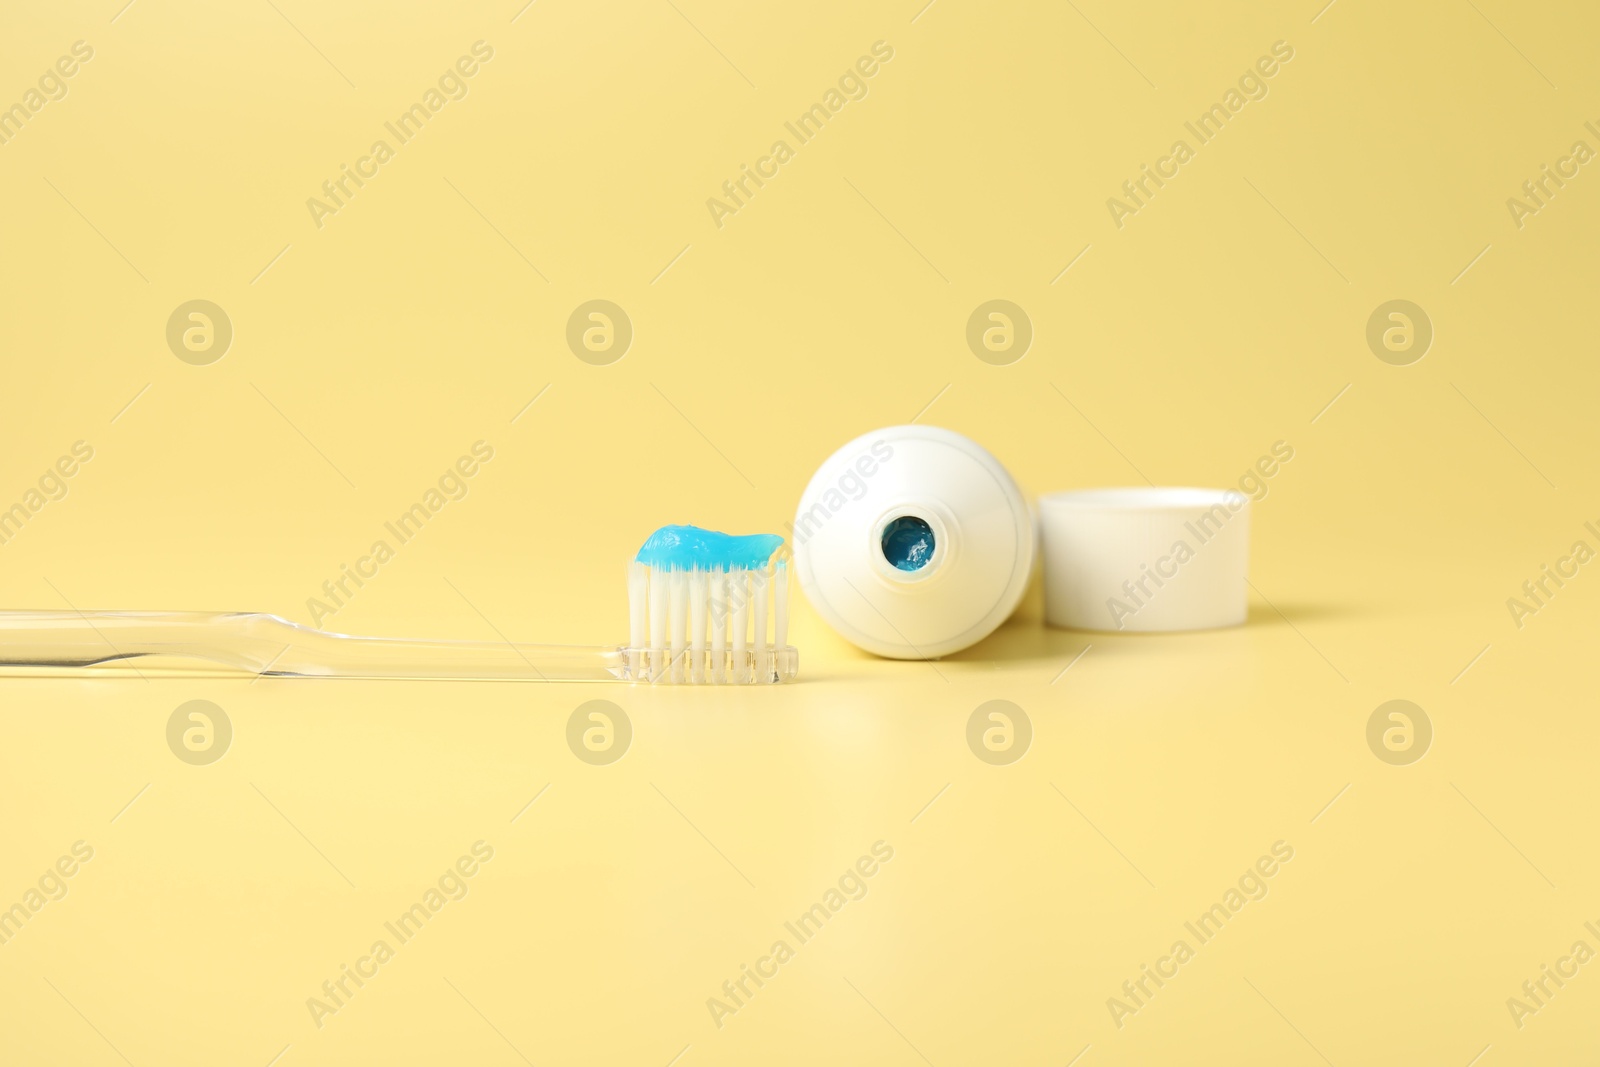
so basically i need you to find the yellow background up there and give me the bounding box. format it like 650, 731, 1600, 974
2, 0, 1598, 1063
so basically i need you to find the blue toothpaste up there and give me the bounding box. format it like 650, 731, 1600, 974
636, 525, 785, 570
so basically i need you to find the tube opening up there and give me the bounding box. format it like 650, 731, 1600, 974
880, 515, 935, 572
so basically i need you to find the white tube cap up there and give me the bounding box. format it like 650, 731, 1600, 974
1040, 487, 1249, 632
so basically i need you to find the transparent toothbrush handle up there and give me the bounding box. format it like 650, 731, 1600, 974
0, 611, 796, 683
0, 610, 624, 680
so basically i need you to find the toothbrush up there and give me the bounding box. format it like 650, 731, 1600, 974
0, 525, 797, 684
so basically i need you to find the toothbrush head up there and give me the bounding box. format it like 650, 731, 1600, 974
625, 525, 796, 684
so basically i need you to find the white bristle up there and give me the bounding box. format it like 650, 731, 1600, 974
709, 566, 727, 684
648, 565, 668, 681
626, 553, 791, 684
730, 566, 748, 684
669, 568, 688, 683
689, 568, 708, 685
774, 559, 788, 650
751, 566, 768, 680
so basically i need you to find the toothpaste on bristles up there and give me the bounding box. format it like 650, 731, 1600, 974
628, 525, 794, 684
